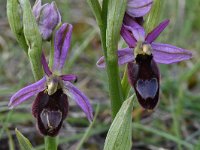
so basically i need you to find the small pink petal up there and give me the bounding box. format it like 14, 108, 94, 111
53, 23, 73, 72
146, 19, 170, 43
41, 52, 52, 76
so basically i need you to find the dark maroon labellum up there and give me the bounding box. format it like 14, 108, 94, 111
32, 89, 68, 136
128, 54, 160, 110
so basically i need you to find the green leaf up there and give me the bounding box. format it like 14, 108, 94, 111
104, 96, 134, 150
18, 0, 43, 80
121, 65, 131, 99
7, 0, 28, 52
87, 0, 102, 28
15, 128, 33, 150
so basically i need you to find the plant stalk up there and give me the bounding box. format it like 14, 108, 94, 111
45, 136, 58, 150
100, 0, 124, 118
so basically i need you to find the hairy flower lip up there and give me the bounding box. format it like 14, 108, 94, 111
32, 89, 68, 136
127, 54, 160, 110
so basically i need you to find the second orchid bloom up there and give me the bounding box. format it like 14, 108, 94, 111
97, 19, 192, 110
9, 23, 93, 136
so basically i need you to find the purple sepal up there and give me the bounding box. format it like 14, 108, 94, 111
33, 1, 61, 40
63, 81, 93, 122
96, 48, 134, 68
9, 77, 46, 109
152, 42, 193, 64
126, 0, 153, 18
53, 23, 73, 72
60, 74, 78, 82
145, 19, 170, 43
41, 52, 52, 76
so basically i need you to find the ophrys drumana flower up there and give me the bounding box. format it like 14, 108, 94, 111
9, 23, 93, 136
97, 20, 192, 110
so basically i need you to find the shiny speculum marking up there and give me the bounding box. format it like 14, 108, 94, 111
136, 78, 158, 99
40, 109, 62, 132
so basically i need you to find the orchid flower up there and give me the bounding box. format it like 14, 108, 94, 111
33, 0, 61, 40
97, 20, 192, 110
9, 23, 93, 136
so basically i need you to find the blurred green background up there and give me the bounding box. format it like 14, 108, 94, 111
0, 0, 200, 149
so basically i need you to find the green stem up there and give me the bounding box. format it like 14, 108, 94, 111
106, 59, 124, 117
100, 27, 124, 117
45, 136, 58, 150
104, 0, 127, 118
100, 0, 124, 118
35, 125, 109, 150
87, 0, 125, 118
101, 0, 108, 58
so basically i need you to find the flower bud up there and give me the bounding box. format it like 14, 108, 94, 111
126, 0, 153, 18
123, 0, 153, 26
33, 0, 61, 40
